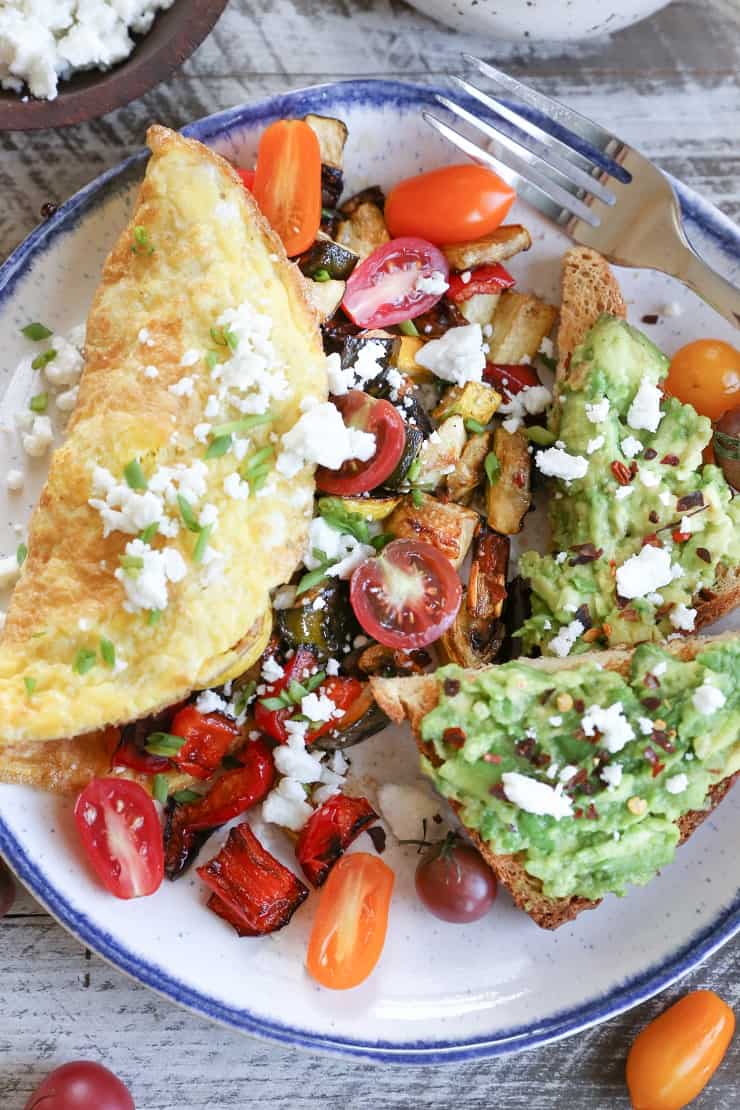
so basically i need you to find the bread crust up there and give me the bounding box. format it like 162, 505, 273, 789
372, 633, 738, 929
556, 245, 626, 376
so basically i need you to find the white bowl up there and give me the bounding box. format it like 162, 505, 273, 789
405, 0, 672, 40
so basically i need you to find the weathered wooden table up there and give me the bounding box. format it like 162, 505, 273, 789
1, 1, 738, 1106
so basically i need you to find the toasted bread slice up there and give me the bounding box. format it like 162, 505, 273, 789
372, 634, 738, 930
556, 246, 626, 376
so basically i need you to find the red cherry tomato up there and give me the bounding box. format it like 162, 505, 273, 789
237, 167, 255, 191
446, 263, 516, 303
306, 852, 394, 990
341, 237, 449, 328
415, 837, 497, 923
385, 164, 516, 244
484, 362, 542, 394
24, 1061, 134, 1110
350, 538, 462, 649
0, 859, 15, 917
626, 990, 735, 1110
74, 778, 164, 899
253, 119, 321, 256
315, 391, 406, 495
168, 706, 238, 780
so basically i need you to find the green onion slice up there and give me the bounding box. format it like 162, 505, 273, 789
29, 392, 48, 414
152, 774, 169, 804
145, 732, 185, 756
399, 319, 420, 337
73, 648, 97, 675
193, 525, 212, 563
16, 543, 27, 566
177, 494, 201, 533
21, 322, 52, 341
100, 638, 116, 667
31, 349, 56, 371
124, 458, 147, 491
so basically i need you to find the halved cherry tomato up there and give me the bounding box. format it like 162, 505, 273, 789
385, 164, 516, 245
74, 778, 164, 899
306, 852, 394, 989
350, 538, 462, 649
665, 339, 740, 421
169, 706, 239, 780
626, 989, 735, 1110
315, 390, 406, 495
341, 237, 449, 328
447, 263, 516, 303
237, 167, 255, 191
253, 119, 321, 256
484, 362, 541, 394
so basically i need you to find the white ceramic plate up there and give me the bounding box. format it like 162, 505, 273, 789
0, 81, 738, 1064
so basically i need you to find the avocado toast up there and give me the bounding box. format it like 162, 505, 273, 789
373, 634, 739, 928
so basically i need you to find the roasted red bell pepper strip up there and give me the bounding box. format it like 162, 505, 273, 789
169, 706, 239, 780
163, 739, 275, 880
237, 167, 256, 191
446, 263, 515, 304
483, 362, 541, 395
198, 822, 309, 936
296, 793, 379, 887
305, 676, 364, 743
112, 736, 170, 775
254, 649, 364, 745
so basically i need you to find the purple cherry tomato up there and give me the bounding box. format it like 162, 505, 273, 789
24, 1061, 134, 1110
415, 838, 497, 924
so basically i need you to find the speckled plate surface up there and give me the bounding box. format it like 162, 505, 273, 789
0, 81, 738, 1063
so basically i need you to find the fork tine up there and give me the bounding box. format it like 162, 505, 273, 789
464, 55, 631, 183
431, 97, 600, 227
449, 76, 615, 205
423, 111, 597, 228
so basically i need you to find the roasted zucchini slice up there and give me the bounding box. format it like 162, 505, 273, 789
433, 381, 502, 425
395, 335, 432, 383
485, 426, 532, 534
382, 423, 426, 490
438, 527, 509, 668
341, 332, 400, 378
336, 202, 389, 259
340, 186, 386, 215
413, 298, 467, 338
442, 225, 532, 271
447, 430, 493, 505
304, 114, 348, 208
298, 239, 359, 281
386, 493, 478, 569
276, 580, 356, 661
312, 683, 389, 751
322, 494, 402, 522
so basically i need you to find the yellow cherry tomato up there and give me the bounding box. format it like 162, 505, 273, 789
665, 339, 740, 421
626, 989, 735, 1110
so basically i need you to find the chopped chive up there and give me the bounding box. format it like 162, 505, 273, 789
205, 434, 232, 459
250, 469, 271, 494
224, 329, 238, 351
16, 543, 27, 566
371, 532, 393, 552
212, 414, 271, 437
259, 696, 287, 711
210, 325, 227, 346
139, 522, 159, 544
23, 676, 36, 696
31, 349, 56, 371
464, 417, 486, 434
232, 680, 256, 716
210, 326, 238, 350
525, 425, 556, 447
123, 458, 147, 491
313, 268, 331, 283
177, 494, 201, 533
484, 451, 501, 486
145, 732, 185, 756
538, 352, 557, 372
242, 445, 274, 474
305, 670, 327, 693
73, 648, 97, 675
405, 458, 422, 484
193, 524, 212, 563
321, 207, 335, 220
147, 609, 161, 626
100, 637, 115, 667
411, 488, 424, 507
172, 788, 201, 804
29, 392, 48, 414
205, 350, 219, 371
119, 554, 144, 574
21, 322, 52, 341
132, 225, 154, 254
399, 319, 420, 337
152, 774, 169, 804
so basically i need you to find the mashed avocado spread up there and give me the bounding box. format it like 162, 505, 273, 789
421, 639, 739, 902
519, 316, 740, 658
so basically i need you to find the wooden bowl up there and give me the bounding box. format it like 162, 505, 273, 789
0, 0, 229, 131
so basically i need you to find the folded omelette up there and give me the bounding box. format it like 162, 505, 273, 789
0, 125, 326, 756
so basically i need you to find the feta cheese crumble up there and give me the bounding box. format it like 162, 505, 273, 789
616, 546, 673, 599
499, 383, 552, 433
5, 468, 24, 492
548, 619, 584, 658
415, 270, 449, 296
581, 701, 635, 754
692, 682, 726, 715
114, 538, 186, 614
600, 763, 623, 789
585, 398, 609, 423
669, 603, 696, 631
627, 381, 663, 433
665, 773, 688, 795
620, 435, 642, 459
536, 446, 588, 483
501, 772, 573, 820
276, 401, 375, 479
415, 324, 486, 386
303, 516, 374, 580
326, 342, 388, 396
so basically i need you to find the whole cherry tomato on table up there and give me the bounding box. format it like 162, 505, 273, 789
24, 1061, 134, 1110
665, 338, 740, 421
626, 989, 735, 1110
385, 164, 516, 244
252, 119, 321, 256
306, 852, 394, 989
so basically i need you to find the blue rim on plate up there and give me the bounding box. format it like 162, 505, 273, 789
0, 79, 738, 1064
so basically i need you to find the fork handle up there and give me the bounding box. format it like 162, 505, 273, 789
672, 246, 740, 330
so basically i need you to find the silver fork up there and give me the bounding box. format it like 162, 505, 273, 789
425, 57, 740, 329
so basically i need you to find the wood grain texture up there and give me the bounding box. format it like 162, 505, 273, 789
1, 0, 739, 1106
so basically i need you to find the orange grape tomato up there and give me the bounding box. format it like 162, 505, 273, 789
626, 989, 735, 1110
306, 852, 395, 990
385, 164, 516, 245
665, 339, 740, 421
252, 119, 322, 256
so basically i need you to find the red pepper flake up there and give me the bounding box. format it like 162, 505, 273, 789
569, 542, 603, 565
696, 547, 712, 563
629, 461, 639, 478
672, 529, 691, 543
443, 678, 461, 697
661, 454, 680, 466
533, 751, 552, 768
648, 510, 659, 524
652, 730, 675, 753
516, 738, 537, 760
642, 696, 662, 711
443, 726, 467, 749
586, 803, 599, 820
644, 672, 661, 689
483, 752, 502, 764
574, 698, 585, 713
642, 533, 662, 548
611, 460, 632, 485
573, 807, 584, 819
643, 746, 665, 777
644, 448, 657, 460
489, 782, 507, 800
677, 491, 704, 511
568, 768, 589, 790
513, 469, 527, 489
